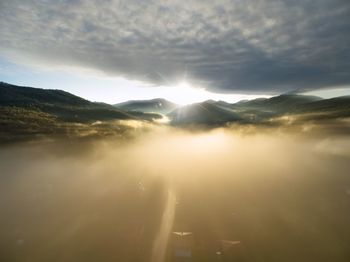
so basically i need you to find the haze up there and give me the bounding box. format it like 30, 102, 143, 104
1, 124, 350, 261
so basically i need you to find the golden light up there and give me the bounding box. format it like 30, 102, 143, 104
158, 81, 270, 106
161, 81, 212, 105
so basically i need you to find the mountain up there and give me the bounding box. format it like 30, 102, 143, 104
290, 96, 350, 120
1, 81, 350, 131
232, 94, 350, 120
114, 98, 177, 114
0, 82, 165, 143
0, 81, 92, 107
231, 94, 322, 113
167, 94, 350, 126
0, 82, 160, 122
293, 96, 350, 112
168, 101, 242, 126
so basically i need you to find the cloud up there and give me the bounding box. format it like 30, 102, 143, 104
1, 0, 350, 93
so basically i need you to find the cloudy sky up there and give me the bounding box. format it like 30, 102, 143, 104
1, 0, 350, 104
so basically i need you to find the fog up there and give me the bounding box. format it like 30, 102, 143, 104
1, 124, 350, 261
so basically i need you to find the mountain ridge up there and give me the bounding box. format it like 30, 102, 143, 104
114, 98, 177, 114
0, 82, 161, 122
1, 81, 350, 128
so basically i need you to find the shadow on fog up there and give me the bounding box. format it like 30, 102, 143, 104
1, 120, 350, 262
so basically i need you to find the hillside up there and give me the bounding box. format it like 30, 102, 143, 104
167, 94, 350, 125
114, 98, 177, 114
168, 101, 242, 126
231, 94, 321, 112
0, 82, 160, 122
0, 82, 163, 143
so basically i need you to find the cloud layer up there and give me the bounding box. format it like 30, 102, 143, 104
1, 0, 350, 93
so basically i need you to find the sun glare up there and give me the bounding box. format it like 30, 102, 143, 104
162, 81, 210, 105
160, 81, 270, 106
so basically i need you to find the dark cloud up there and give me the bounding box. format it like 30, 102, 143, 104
1, 0, 350, 93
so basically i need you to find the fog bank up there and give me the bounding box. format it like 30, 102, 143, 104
1, 126, 350, 261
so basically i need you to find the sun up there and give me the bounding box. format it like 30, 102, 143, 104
162, 81, 211, 105
156, 80, 270, 106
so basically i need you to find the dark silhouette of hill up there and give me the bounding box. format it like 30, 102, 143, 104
293, 96, 350, 112
0, 82, 160, 122
168, 101, 242, 126
231, 94, 350, 120
0, 81, 92, 107
289, 96, 350, 120
231, 94, 322, 112
167, 94, 350, 125
114, 98, 177, 114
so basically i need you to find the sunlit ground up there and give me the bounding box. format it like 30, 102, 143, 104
1, 125, 350, 262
